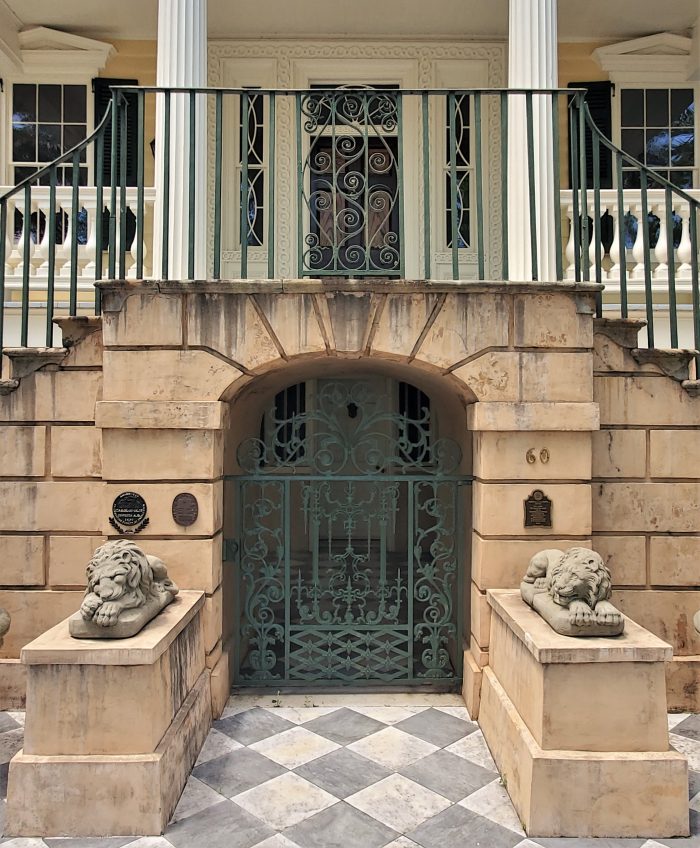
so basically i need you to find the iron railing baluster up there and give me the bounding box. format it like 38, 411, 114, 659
615, 151, 628, 319
690, 204, 700, 372
240, 90, 250, 279
136, 90, 145, 279
569, 98, 581, 281
161, 91, 171, 279
422, 93, 431, 279
448, 92, 459, 280
70, 151, 80, 315
267, 93, 276, 280
0, 201, 6, 373
46, 167, 57, 345
21, 184, 31, 345
640, 170, 654, 348
108, 90, 118, 280
118, 98, 128, 281
188, 90, 196, 279
474, 93, 485, 280
397, 92, 406, 279
551, 93, 563, 282
526, 92, 538, 281
214, 91, 223, 280
500, 91, 509, 281
666, 186, 678, 349
592, 130, 602, 317
578, 92, 589, 283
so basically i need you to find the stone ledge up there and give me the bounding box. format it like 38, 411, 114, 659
487, 590, 673, 664
468, 402, 600, 432
21, 591, 204, 666
95, 400, 229, 430
3, 348, 67, 380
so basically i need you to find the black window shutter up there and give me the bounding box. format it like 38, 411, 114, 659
93, 77, 139, 187
568, 81, 613, 189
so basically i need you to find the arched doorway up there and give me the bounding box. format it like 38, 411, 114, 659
226, 371, 472, 689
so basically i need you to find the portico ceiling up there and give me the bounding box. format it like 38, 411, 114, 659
1, 0, 697, 42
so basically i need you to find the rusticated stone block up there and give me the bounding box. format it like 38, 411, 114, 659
51, 426, 101, 478
0, 426, 46, 476
474, 431, 592, 481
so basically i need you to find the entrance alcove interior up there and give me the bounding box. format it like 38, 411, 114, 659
222, 358, 473, 691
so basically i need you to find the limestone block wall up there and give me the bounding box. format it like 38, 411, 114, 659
592, 321, 700, 712
0, 323, 104, 707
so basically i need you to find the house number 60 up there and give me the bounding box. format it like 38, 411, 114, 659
526, 448, 550, 464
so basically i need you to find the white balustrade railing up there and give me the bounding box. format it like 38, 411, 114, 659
2, 186, 156, 303
560, 188, 700, 294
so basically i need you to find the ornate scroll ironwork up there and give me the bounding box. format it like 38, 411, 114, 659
233, 380, 469, 686
298, 88, 402, 276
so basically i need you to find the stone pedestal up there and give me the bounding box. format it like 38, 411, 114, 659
479, 590, 688, 838
6, 590, 211, 837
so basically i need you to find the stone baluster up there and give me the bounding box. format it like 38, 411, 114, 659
81, 195, 99, 279
653, 199, 668, 280
607, 198, 622, 281
677, 202, 693, 280
4, 197, 20, 273
563, 202, 576, 280
55, 193, 72, 279
629, 201, 646, 280
14, 192, 35, 280
33, 194, 53, 277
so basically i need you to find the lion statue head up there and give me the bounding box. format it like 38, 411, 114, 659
546, 547, 612, 609
80, 539, 178, 627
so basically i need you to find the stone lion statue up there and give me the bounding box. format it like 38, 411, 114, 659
520, 547, 624, 637
0, 607, 10, 649
69, 539, 179, 639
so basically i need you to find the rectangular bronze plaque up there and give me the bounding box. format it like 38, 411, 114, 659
524, 489, 552, 528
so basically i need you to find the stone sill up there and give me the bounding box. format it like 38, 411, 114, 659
96, 278, 604, 296
487, 590, 673, 665
20, 590, 204, 666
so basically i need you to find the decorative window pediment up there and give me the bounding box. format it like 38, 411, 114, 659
14, 26, 115, 77
594, 33, 692, 83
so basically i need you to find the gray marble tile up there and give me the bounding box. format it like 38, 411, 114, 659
400, 749, 496, 802
214, 708, 296, 746
302, 708, 387, 746
0, 731, 24, 767
531, 838, 650, 847
283, 802, 398, 848
166, 800, 273, 848
690, 771, 700, 800
193, 748, 286, 798
674, 716, 700, 742
394, 707, 478, 748
346, 773, 450, 833
232, 773, 337, 831
169, 775, 225, 824
195, 728, 243, 766
0, 717, 19, 736
408, 804, 523, 848
0, 763, 8, 800
294, 747, 391, 798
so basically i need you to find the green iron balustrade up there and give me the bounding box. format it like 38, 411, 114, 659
2, 86, 700, 371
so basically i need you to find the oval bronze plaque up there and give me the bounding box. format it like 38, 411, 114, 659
112, 491, 147, 527
172, 493, 199, 527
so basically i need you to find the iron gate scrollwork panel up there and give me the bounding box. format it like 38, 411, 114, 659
233, 380, 469, 686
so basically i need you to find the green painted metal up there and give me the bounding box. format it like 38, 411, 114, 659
551, 93, 563, 281
71, 150, 80, 313
298, 88, 402, 277
213, 91, 223, 280
577, 92, 589, 283
474, 93, 485, 280
136, 91, 145, 279
500, 91, 509, 280
161, 91, 171, 280
569, 99, 581, 281
422, 93, 431, 279
95, 130, 104, 309
118, 102, 128, 281
592, 132, 603, 317
640, 170, 654, 347
240, 90, 250, 279
665, 186, 678, 348
188, 91, 196, 280
525, 92, 538, 281
232, 379, 468, 686
267, 92, 276, 279
448, 92, 459, 280
21, 184, 30, 345
46, 168, 57, 344
0, 201, 5, 365
691, 206, 700, 372
397, 94, 406, 279
615, 151, 628, 318
296, 93, 304, 278
108, 90, 118, 280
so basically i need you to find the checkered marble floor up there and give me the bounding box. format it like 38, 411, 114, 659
0, 698, 699, 848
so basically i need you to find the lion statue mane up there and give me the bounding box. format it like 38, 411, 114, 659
74, 539, 178, 634
521, 546, 624, 636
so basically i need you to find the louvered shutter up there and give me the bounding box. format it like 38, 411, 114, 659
568, 81, 613, 189
93, 77, 139, 187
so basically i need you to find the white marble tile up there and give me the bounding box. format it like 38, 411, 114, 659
0, 840, 46, 848
6, 711, 25, 726
458, 779, 525, 835
346, 706, 429, 725
641, 842, 674, 848
668, 713, 690, 730
250, 835, 303, 848
126, 838, 175, 848
195, 728, 243, 766
169, 775, 224, 823
382, 839, 423, 848
0, 728, 25, 764
514, 841, 548, 848
347, 726, 438, 770
669, 732, 700, 771
232, 772, 338, 830
690, 790, 700, 813
346, 773, 451, 833
249, 726, 340, 769
433, 705, 474, 721
445, 729, 497, 771
260, 706, 341, 725
220, 702, 257, 719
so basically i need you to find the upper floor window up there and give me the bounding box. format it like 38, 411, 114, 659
12, 83, 88, 185
619, 87, 695, 188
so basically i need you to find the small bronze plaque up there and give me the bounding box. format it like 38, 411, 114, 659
524, 489, 552, 528
172, 492, 199, 527
110, 491, 149, 534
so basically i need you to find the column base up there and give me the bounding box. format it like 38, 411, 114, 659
7, 670, 210, 837
480, 666, 689, 838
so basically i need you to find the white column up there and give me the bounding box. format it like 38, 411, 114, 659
153, 0, 207, 279
507, 0, 559, 281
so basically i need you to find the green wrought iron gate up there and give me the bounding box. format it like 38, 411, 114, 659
229, 380, 470, 687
